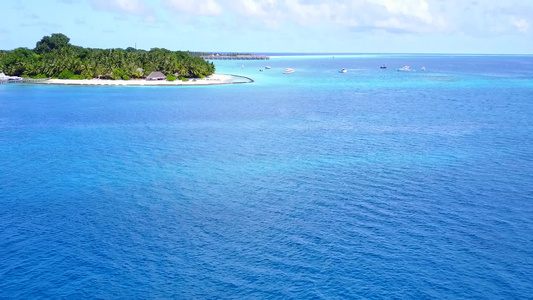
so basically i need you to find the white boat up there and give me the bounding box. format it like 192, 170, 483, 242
0, 72, 22, 81
283, 68, 294, 74
339, 68, 347, 73
397, 66, 411, 71
265, 66, 271, 69
421, 66, 426, 71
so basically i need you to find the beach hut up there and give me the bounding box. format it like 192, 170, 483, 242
146, 71, 166, 81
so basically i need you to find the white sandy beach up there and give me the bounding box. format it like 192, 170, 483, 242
35, 74, 252, 86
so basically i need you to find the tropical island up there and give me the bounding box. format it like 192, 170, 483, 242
0, 33, 253, 85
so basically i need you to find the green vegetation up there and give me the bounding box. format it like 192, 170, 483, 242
166, 74, 177, 81
0, 33, 216, 80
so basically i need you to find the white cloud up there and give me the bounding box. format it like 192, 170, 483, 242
90, 0, 148, 14
383, 0, 431, 22
362, 0, 450, 32
242, 0, 264, 16
226, 0, 449, 32
510, 17, 530, 33
155, 0, 530, 36
235, 0, 277, 17
162, 0, 223, 16
285, 0, 330, 22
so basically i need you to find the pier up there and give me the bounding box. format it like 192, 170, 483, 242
201, 55, 269, 60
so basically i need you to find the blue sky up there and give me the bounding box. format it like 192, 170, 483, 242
1, 0, 532, 54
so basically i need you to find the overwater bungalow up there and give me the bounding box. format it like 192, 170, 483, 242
201, 55, 270, 60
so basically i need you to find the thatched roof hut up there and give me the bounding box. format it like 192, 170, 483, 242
146, 71, 166, 81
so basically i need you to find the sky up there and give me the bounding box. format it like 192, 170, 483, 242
1, 0, 532, 54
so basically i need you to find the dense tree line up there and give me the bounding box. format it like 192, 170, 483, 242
0, 33, 215, 79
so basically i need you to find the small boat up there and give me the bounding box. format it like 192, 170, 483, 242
339, 68, 347, 73
0, 72, 22, 82
421, 66, 426, 71
265, 66, 271, 69
397, 66, 411, 71
283, 68, 294, 74
380, 64, 387, 69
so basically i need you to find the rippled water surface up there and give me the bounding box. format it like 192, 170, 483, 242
1, 55, 532, 299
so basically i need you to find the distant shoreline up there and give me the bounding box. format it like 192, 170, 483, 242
31, 74, 253, 86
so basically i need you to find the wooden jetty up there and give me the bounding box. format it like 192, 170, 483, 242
201, 54, 269, 60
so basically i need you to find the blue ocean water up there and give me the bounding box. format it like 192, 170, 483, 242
0, 55, 532, 299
